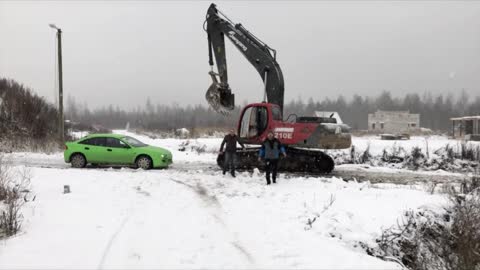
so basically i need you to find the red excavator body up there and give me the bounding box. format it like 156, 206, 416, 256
237, 103, 351, 150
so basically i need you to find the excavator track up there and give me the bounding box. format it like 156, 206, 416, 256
217, 147, 335, 174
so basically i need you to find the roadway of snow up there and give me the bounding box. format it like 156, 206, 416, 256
0, 131, 457, 269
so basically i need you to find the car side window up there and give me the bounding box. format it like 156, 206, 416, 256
118, 140, 129, 148
80, 137, 106, 147
80, 138, 95, 145
95, 137, 107, 147
106, 138, 128, 148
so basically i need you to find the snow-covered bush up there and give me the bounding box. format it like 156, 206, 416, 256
359, 144, 371, 164
0, 156, 32, 238
434, 143, 480, 163
369, 178, 480, 270
460, 142, 480, 162
405, 146, 426, 170
381, 144, 406, 163
332, 141, 479, 173
175, 128, 190, 138
0, 156, 9, 202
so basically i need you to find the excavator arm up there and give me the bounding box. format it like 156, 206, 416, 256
205, 3, 285, 113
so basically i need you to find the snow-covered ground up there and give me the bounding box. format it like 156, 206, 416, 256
0, 131, 465, 269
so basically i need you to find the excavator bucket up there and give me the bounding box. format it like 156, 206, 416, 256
206, 71, 235, 114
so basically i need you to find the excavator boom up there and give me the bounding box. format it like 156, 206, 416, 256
205, 3, 285, 113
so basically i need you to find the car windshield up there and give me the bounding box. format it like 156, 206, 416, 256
122, 136, 148, 147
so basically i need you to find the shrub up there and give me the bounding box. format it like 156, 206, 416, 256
406, 146, 426, 170
0, 78, 61, 152
359, 144, 371, 164
460, 143, 480, 162
350, 145, 356, 164
0, 156, 31, 238
372, 177, 480, 270
381, 144, 406, 163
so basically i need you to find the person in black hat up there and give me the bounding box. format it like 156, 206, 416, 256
219, 128, 245, 177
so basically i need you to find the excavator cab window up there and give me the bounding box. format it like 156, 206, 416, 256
271, 106, 282, 121
257, 107, 268, 134
239, 106, 268, 138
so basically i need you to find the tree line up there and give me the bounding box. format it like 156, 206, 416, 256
0, 78, 59, 143
2, 76, 477, 146
67, 89, 480, 133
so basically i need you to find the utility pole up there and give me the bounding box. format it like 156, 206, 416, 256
49, 24, 64, 143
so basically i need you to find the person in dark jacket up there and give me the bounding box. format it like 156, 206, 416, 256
220, 129, 245, 177
258, 131, 286, 185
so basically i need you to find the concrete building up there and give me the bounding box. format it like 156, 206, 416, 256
450, 116, 480, 141
368, 110, 420, 133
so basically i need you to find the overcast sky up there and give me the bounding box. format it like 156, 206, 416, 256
1, 1, 479, 109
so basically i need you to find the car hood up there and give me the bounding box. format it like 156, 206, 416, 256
139, 145, 172, 155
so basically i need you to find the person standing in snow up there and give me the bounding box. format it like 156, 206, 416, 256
258, 131, 286, 185
219, 129, 245, 177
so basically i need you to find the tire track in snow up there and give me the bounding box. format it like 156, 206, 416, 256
95, 180, 153, 269
97, 214, 130, 270
168, 177, 256, 265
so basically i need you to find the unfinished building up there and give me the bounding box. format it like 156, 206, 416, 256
368, 110, 420, 134
450, 116, 480, 141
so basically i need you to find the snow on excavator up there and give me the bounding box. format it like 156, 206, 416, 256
204, 3, 351, 173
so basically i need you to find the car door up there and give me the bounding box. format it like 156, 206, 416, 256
105, 137, 133, 164
79, 137, 107, 163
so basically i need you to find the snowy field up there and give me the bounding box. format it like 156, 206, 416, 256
0, 131, 470, 269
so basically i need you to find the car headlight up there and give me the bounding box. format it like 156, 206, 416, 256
161, 154, 165, 158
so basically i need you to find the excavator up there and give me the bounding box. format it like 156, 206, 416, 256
204, 3, 351, 173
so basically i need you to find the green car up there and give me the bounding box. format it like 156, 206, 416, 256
64, 133, 173, 169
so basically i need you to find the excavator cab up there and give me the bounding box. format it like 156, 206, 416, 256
237, 103, 352, 149
238, 104, 269, 139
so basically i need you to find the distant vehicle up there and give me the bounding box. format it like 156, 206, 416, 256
64, 134, 173, 169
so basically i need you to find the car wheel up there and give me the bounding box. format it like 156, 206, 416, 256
71, 154, 87, 168
136, 155, 152, 170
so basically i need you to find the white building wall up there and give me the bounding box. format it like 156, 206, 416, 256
368, 110, 420, 133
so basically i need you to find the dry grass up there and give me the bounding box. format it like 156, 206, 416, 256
0, 155, 32, 238
372, 175, 480, 270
